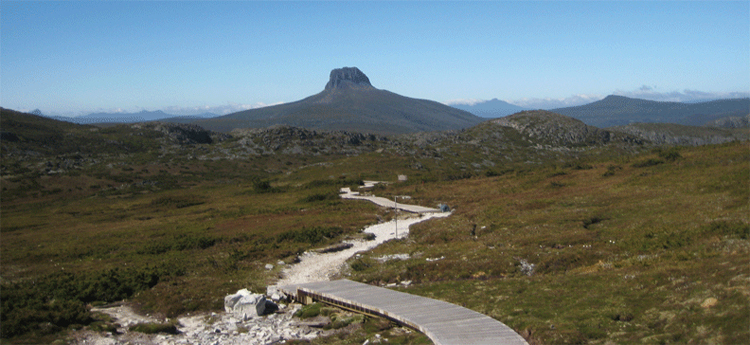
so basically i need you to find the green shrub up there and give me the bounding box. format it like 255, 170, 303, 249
138, 235, 218, 255
301, 192, 337, 203
150, 195, 205, 208
702, 220, 749, 239
632, 158, 664, 168
656, 147, 682, 161
0, 266, 169, 338
253, 179, 272, 193
294, 303, 322, 319
277, 226, 344, 245
350, 258, 373, 272
129, 322, 179, 334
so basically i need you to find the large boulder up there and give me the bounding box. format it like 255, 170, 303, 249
224, 289, 266, 320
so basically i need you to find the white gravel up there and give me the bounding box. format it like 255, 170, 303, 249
274, 212, 450, 287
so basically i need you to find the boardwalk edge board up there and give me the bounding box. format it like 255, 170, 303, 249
280, 279, 529, 345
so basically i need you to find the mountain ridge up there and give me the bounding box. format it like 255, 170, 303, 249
551, 95, 750, 128
46, 110, 220, 125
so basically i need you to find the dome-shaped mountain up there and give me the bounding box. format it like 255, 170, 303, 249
189, 67, 482, 134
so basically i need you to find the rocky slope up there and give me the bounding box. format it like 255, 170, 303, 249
703, 114, 750, 129
609, 122, 748, 146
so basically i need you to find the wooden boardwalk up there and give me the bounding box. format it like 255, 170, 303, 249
280, 279, 528, 345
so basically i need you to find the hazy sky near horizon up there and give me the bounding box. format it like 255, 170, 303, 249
2, 1, 748, 116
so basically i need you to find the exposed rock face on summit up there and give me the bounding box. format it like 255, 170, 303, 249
325, 67, 373, 90
190, 67, 482, 134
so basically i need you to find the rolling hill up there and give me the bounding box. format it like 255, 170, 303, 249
551, 95, 750, 128
185, 67, 483, 134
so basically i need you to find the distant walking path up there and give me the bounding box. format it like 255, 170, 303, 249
339, 187, 441, 214
279, 279, 528, 345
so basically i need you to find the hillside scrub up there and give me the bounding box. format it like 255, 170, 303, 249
346, 141, 749, 344
2, 108, 747, 344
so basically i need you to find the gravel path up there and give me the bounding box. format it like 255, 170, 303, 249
71, 192, 450, 345
340, 190, 442, 213
275, 211, 450, 287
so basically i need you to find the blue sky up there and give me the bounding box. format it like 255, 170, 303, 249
2, 1, 748, 116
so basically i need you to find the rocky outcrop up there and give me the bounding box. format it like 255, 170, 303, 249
703, 115, 750, 129
492, 110, 613, 146
325, 67, 373, 90
229, 125, 386, 156
130, 122, 222, 145
610, 123, 745, 146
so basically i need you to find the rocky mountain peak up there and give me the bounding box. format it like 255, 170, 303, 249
325, 67, 373, 90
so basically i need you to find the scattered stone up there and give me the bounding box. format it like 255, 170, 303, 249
701, 297, 718, 308
375, 253, 410, 263
265, 264, 274, 270
518, 258, 535, 276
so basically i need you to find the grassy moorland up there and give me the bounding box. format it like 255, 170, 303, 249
345, 142, 749, 344
1, 109, 747, 344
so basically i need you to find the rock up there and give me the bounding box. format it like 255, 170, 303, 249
265, 264, 274, 270
266, 285, 287, 302
224, 289, 267, 320
701, 297, 718, 308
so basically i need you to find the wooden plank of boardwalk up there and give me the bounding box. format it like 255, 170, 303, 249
280, 279, 528, 345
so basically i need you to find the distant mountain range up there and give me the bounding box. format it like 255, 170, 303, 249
551, 95, 750, 128
182, 67, 483, 134
28, 72, 749, 133
449, 99, 528, 118
47, 110, 219, 125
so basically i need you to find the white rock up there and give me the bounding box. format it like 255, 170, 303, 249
223, 289, 267, 320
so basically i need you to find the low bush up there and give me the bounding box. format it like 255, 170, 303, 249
294, 303, 322, 319
129, 322, 179, 334
632, 158, 664, 168
150, 194, 205, 209
301, 192, 338, 203
1, 266, 168, 338
277, 226, 344, 245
